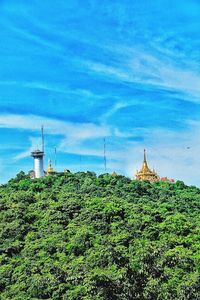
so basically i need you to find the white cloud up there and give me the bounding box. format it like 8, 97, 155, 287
84, 47, 200, 101
0, 81, 103, 100
14, 137, 42, 160
0, 113, 111, 159
0, 113, 110, 139
100, 101, 128, 123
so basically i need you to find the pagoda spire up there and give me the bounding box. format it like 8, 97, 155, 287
135, 149, 160, 182
142, 149, 149, 171
46, 159, 55, 176
144, 149, 147, 162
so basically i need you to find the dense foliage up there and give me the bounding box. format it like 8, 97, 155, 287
0, 171, 199, 300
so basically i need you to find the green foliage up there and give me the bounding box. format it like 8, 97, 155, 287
0, 173, 199, 299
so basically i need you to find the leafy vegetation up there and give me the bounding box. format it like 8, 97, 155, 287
0, 171, 199, 299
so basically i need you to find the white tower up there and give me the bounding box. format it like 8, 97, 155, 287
31, 126, 45, 178
31, 150, 44, 178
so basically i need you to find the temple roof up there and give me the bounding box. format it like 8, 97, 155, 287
111, 171, 118, 177
135, 149, 159, 182
46, 160, 55, 175
139, 149, 153, 174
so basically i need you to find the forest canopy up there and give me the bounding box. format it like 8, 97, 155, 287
0, 171, 199, 299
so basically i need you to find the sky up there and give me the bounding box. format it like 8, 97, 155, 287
0, 0, 200, 185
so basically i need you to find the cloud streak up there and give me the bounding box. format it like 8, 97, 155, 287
84, 47, 200, 101
0, 113, 110, 141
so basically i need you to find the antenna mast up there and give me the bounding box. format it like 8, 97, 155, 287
41, 125, 44, 153
54, 147, 57, 168
103, 138, 107, 172
80, 155, 82, 171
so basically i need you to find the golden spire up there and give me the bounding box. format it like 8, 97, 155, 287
144, 148, 147, 162
135, 149, 160, 182
140, 149, 151, 173
46, 159, 55, 175
111, 171, 118, 177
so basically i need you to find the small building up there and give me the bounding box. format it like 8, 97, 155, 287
135, 149, 159, 182
161, 177, 175, 183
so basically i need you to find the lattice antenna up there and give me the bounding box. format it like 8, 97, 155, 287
103, 138, 107, 172
54, 147, 57, 168
41, 125, 44, 153
80, 155, 82, 171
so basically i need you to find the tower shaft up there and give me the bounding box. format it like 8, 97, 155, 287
33, 156, 44, 178
31, 150, 44, 178
31, 126, 45, 179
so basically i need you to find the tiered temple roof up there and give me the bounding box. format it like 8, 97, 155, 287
135, 149, 159, 182
46, 160, 56, 176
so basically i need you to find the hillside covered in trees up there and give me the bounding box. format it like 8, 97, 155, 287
0, 171, 199, 300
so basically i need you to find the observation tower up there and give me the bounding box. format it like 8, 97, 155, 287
31, 126, 45, 178
31, 149, 44, 178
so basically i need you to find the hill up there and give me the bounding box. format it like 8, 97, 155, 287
0, 171, 199, 300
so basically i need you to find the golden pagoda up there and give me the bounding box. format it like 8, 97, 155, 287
46, 160, 56, 176
111, 171, 118, 177
135, 149, 159, 182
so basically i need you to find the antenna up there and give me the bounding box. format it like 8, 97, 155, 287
41, 125, 44, 153
103, 138, 107, 172
80, 155, 82, 171
54, 147, 57, 168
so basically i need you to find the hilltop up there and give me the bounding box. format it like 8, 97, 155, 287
0, 172, 199, 300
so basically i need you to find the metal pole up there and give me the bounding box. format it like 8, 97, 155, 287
55, 147, 57, 168
41, 125, 44, 153
80, 155, 82, 171
104, 138, 107, 172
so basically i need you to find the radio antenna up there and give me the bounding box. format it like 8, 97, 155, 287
41, 125, 44, 153
103, 138, 107, 172
54, 147, 57, 168
80, 155, 82, 171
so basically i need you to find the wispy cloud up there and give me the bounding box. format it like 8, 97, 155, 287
14, 136, 42, 160
84, 46, 200, 101
0, 113, 111, 156
0, 81, 104, 99
100, 101, 128, 123
0, 113, 110, 137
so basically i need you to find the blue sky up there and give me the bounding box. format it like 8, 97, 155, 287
0, 0, 200, 185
